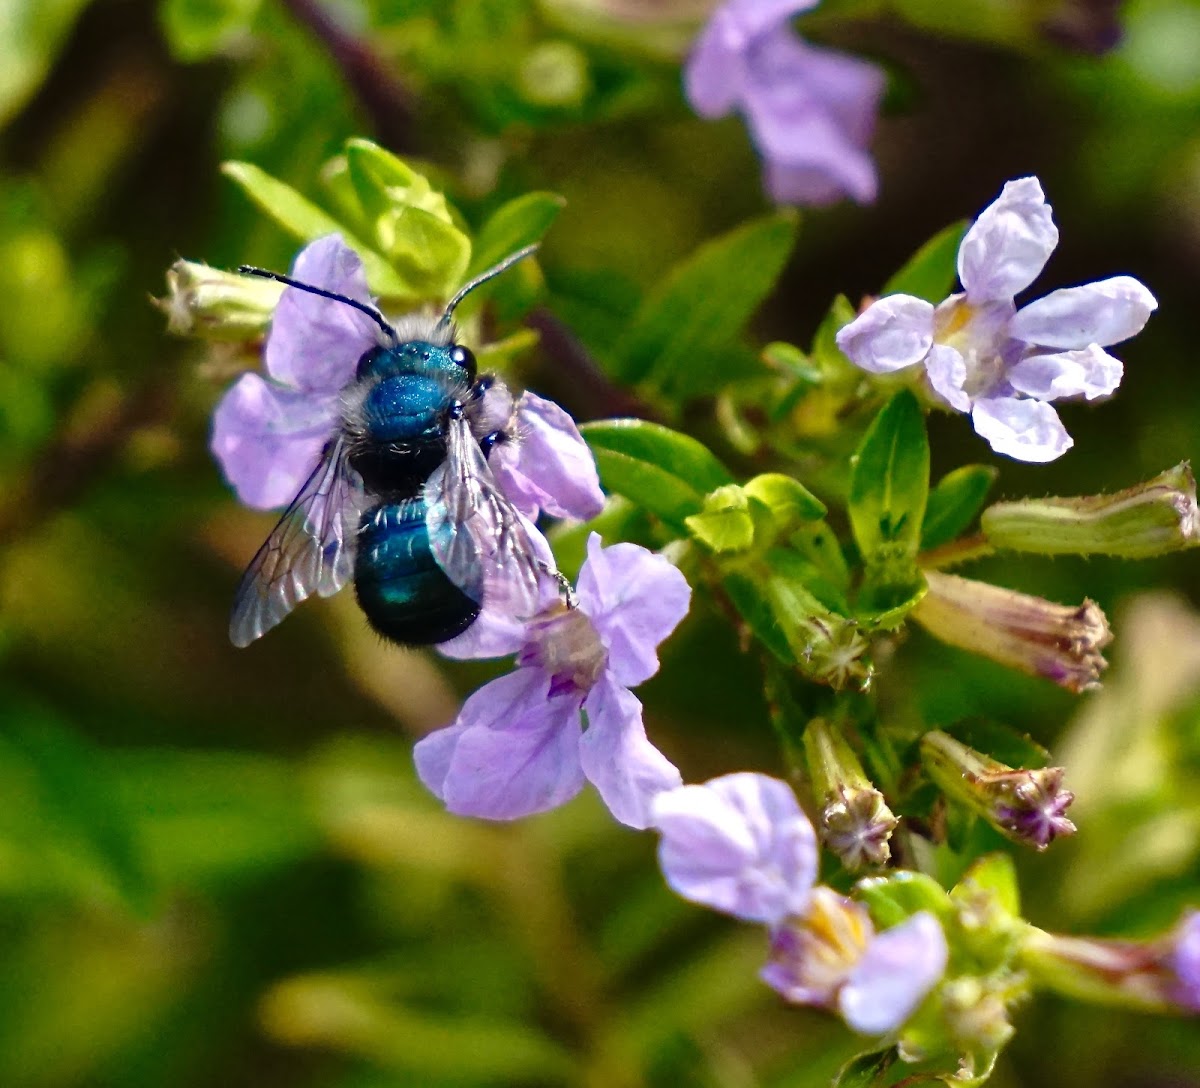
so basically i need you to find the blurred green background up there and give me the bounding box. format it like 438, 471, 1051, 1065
1, 0, 1200, 1084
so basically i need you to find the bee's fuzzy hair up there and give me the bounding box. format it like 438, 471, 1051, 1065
382, 312, 456, 348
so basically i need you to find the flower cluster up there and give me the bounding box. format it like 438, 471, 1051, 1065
653, 773, 948, 1033
836, 177, 1157, 461
685, 0, 885, 206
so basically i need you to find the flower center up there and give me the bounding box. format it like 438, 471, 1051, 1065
933, 296, 1015, 400
767, 887, 873, 1002
518, 603, 609, 698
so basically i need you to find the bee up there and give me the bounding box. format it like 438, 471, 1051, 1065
228, 246, 553, 648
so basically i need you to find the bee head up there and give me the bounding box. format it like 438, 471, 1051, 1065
448, 343, 477, 383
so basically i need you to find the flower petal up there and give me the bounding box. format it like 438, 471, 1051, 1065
210, 372, 340, 509
1006, 344, 1123, 402
575, 535, 692, 687
578, 677, 681, 830
412, 722, 468, 801
489, 393, 606, 521
652, 772, 818, 926
972, 395, 1073, 463
1009, 276, 1157, 348
743, 31, 882, 206
838, 912, 948, 1035
924, 343, 970, 412
1170, 910, 1200, 1011
958, 177, 1058, 304
265, 235, 382, 393
436, 608, 529, 660
429, 669, 587, 821
684, 7, 746, 118
836, 295, 935, 374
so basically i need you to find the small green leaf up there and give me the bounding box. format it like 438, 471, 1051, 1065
833, 1048, 898, 1088
811, 293, 857, 374
882, 220, 968, 303
614, 212, 799, 393
722, 573, 796, 665
744, 472, 827, 524
160, 0, 262, 61
857, 572, 927, 629
582, 419, 734, 530
221, 161, 408, 297
921, 465, 999, 549
469, 192, 566, 277
953, 852, 1020, 917
685, 485, 756, 554
854, 870, 953, 928
849, 390, 930, 562
384, 205, 472, 300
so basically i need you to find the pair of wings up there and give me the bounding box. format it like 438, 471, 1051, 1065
228, 416, 548, 647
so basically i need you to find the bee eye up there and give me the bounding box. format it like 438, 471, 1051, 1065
449, 344, 477, 380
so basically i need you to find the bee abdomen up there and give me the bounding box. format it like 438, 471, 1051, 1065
353, 500, 480, 645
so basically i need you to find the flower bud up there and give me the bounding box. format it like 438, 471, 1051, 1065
920, 731, 1076, 850
912, 571, 1111, 693
981, 463, 1200, 559
766, 577, 872, 690
1021, 910, 1200, 1014
803, 718, 897, 870
157, 259, 283, 340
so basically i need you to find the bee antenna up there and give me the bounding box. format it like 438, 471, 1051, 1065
436, 244, 539, 332
237, 266, 397, 340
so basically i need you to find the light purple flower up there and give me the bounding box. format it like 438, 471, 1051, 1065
415, 534, 691, 829
762, 889, 948, 1034
685, 0, 885, 206
212, 235, 379, 508
652, 772, 948, 1033
211, 234, 604, 521
1169, 910, 1200, 1011
653, 772, 819, 925
489, 391, 605, 521
836, 177, 1157, 462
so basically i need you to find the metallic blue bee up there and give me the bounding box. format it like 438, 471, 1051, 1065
229, 246, 552, 648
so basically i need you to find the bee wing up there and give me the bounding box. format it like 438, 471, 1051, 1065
229, 434, 363, 647
425, 414, 550, 619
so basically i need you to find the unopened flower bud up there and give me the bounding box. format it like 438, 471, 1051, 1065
938, 976, 1017, 1055
157, 259, 283, 340
1021, 910, 1200, 1014
767, 577, 872, 690
912, 571, 1111, 693
921, 731, 1076, 850
803, 718, 897, 870
981, 463, 1200, 559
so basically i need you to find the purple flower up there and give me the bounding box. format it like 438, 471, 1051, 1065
653, 772, 819, 925
211, 234, 604, 521
685, 0, 885, 206
414, 534, 691, 829
1169, 910, 1200, 1011
762, 889, 948, 1034
836, 177, 1157, 462
489, 391, 605, 521
652, 772, 948, 1033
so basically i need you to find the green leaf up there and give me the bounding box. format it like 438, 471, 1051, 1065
613, 212, 799, 393
0, 0, 92, 128
469, 192, 566, 277
921, 465, 999, 549
849, 390, 930, 562
854, 871, 953, 928
385, 205, 473, 300
2, 717, 154, 914
220, 161, 408, 297
744, 472, 827, 524
833, 1048, 897, 1088
882, 220, 968, 303
723, 572, 796, 665
811, 294, 857, 374
160, 0, 262, 62
953, 852, 1020, 917
581, 419, 734, 531
685, 485, 756, 554
856, 573, 927, 630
